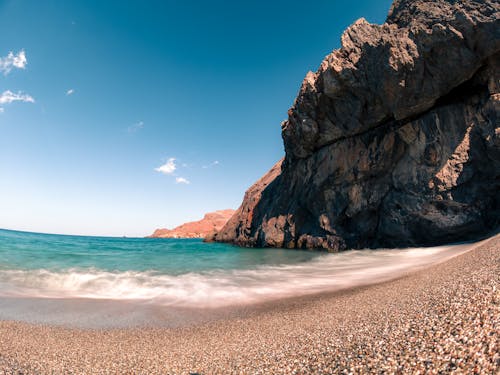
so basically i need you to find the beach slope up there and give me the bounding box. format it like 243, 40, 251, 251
0, 235, 498, 374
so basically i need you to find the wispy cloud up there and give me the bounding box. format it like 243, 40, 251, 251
66, 88, 75, 96
128, 121, 144, 133
0, 107, 4, 113
0, 50, 27, 75
0, 90, 35, 104
175, 177, 190, 184
202, 160, 220, 169
155, 158, 176, 175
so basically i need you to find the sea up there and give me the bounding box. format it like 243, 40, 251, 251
0, 228, 474, 328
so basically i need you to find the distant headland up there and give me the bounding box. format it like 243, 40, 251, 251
148, 209, 235, 239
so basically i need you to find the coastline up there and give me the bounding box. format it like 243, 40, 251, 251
0, 235, 498, 373
0, 239, 481, 329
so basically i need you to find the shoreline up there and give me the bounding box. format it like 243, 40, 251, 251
0, 234, 498, 373
0, 239, 482, 329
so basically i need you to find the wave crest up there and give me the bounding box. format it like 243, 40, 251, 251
0, 244, 471, 307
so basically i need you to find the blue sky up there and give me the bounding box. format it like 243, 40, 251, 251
0, 0, 392, 236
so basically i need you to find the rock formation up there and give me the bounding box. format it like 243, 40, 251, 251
214, 0, 500, 250
149, 209, 235, 239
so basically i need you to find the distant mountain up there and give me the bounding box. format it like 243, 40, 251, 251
148, 209, 235, 239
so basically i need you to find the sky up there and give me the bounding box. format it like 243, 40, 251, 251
0, 0, 393, 237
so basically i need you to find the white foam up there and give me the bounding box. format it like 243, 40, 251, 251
0, 243, 473, 308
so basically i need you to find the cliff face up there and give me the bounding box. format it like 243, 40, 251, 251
215, 0, 500, 250
149, 209, 235, 239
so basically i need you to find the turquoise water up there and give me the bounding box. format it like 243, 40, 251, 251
0, 228, 472, 310
0, 229, 317, 274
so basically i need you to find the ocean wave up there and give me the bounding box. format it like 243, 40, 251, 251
0, 244, 471, 307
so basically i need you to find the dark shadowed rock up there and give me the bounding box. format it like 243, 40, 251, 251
215, 0, 500, 251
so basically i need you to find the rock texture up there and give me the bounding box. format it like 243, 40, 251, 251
215, 0, 500, 250
149, 209, 234, 239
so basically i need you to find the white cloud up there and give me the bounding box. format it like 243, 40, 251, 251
155, 157, 191, 184
155, 158, 176, 175
175, 177, 190, 184
0, 52, 32, 113
66, 89, 74, 95
0, 50, 27, 75
0, 90, 35, 104
128, 121, 144, 133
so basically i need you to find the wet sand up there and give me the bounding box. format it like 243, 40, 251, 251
0, 235, 498, 374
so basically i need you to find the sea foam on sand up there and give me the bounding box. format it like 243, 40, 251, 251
0, 241, 476, 318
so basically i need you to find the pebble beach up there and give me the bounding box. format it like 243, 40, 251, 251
0, 235, 498, 374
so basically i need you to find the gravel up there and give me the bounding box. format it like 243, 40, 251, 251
0, 235, 498, 374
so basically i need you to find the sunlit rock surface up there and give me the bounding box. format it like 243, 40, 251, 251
150, 209, 235, 239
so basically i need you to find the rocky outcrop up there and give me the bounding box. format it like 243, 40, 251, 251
215, 0, 500, 250
149, 209, 235, 239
